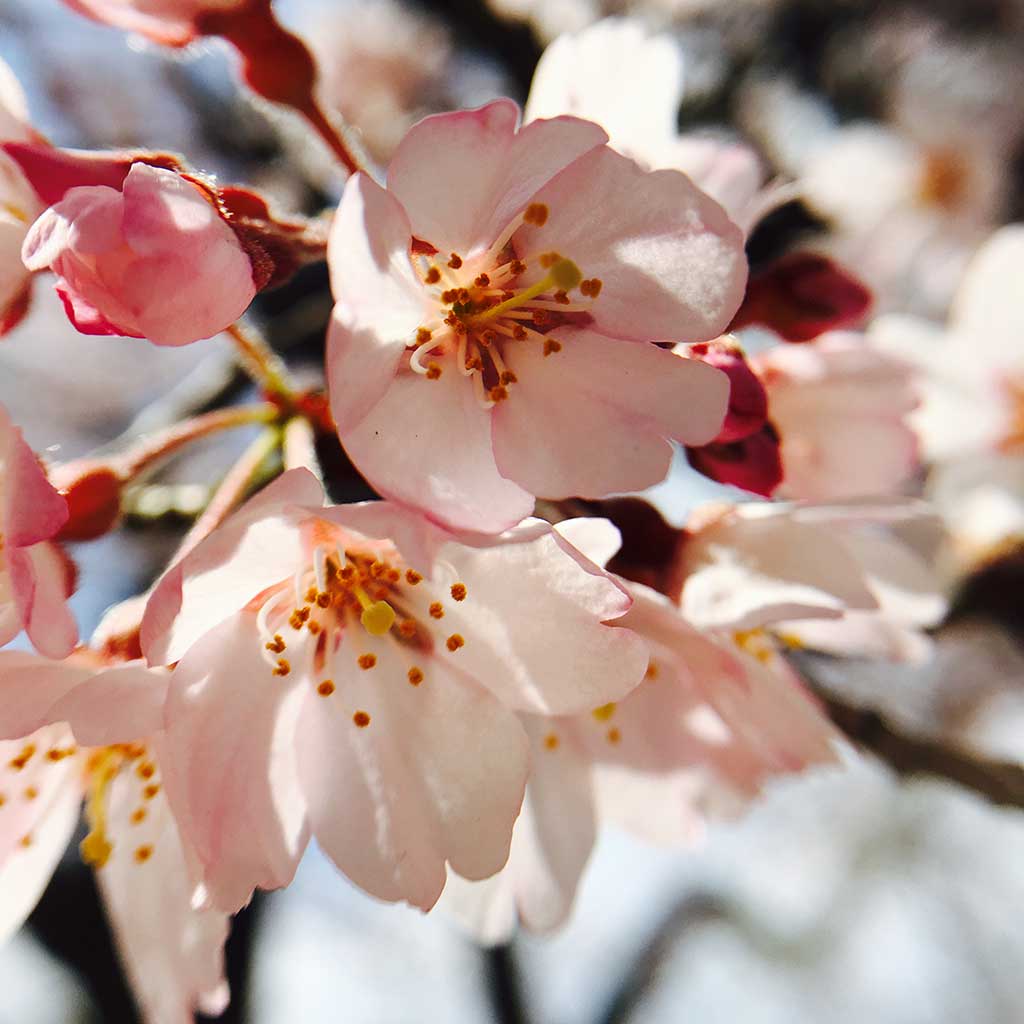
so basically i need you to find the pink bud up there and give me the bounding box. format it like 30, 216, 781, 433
22, 163, 257, 346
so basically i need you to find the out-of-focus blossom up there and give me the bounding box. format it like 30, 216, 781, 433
871, 224, 1024, 566
0, 61, 42, 337
754, 332, 919, 501
525, 19, 776, 234
0, 650, 229, 1024
140, 469, 648, 913
441, 519, 841, 941
871, 225, 1024, 462
307, 0, 453, 166
0, 403, 76, 659
328, 100, 744, 532
739, 73, 1014, 316
678, 500, 945, 663
62, 0, 245, 47
22, 163, 257, 346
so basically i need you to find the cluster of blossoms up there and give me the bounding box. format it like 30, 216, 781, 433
0, 3, 994, 1020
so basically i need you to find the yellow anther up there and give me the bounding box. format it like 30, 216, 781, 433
592, 702, 616, 722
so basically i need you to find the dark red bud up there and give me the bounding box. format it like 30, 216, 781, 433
687, 423, 784, 497
687, 340, 769, 443
729, 253, 872, 343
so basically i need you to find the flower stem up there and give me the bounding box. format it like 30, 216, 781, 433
299, 100, 362, 176
226, 320, 296, 401
171, 426, 281, 566
283, 414, 322, 480
114, 403, 278, 480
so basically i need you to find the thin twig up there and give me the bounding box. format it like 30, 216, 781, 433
226, 320, 296, 401
171, 426, 280, 566
810, 684, 1024, 810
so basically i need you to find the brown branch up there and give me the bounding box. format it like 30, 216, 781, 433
813, 686, 1024, 810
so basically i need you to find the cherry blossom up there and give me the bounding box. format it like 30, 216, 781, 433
140, 469, 649, 912
0, 650, 229, 1024
0, 403, 76, 659
754, 332, 919, 501
441, 520, 842, 941
21, 162, 257, 346
524, 19, 783, 234
62, 0, 245, 47
871, 224, 1024, 567
677, 500, 945, 663
328, 99, 745, 532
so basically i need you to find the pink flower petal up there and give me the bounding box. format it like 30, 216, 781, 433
0, 652, 94, 739
161, 613, 309, 912
2, 408, 68, 547
515, 145, 747, 342
493, 329, 728, 498
680, 506, 879, 631
506, 718, 596, 933
297, 628, 529, 911
327, 173, 428, 433
386, 99, 607, 256
0, 724, 81, 867
9, 543, 77, 660
339, 364, 535, 534
97, 751, 230, 1024
142, 468, 324, 666
428, 521, 648, 714
49, 663, 168, 747
0, 734, 82, 943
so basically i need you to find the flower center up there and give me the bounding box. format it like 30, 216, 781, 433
408, 202, 603, 407
255, 545, 471, 718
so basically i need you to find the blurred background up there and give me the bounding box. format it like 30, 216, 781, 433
2, 0, 1024, 1020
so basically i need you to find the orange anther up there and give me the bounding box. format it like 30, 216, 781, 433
524, 202, 549, 226
543, 339, 562, 357
446, 634, 465, 652
405, 569, 422, 585
429, 602, 444, 619
353, 711, 371, 728
425, 267, 441, 285
426, 363, 442, 380
134, 844, 154, 863
447, 253, 463, 269
408, 667, 424, 686
317, 680, 336, 697
357, 654, 377, 670
450, 583, 467, 601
